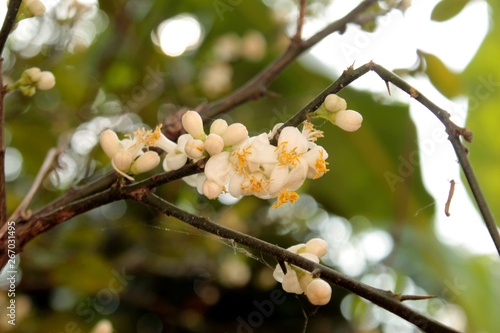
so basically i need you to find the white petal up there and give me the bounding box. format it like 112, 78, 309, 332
205, 151, 231, 186
182, 110, 206, 139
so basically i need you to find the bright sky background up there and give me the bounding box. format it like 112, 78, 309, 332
302, 0, 493, 254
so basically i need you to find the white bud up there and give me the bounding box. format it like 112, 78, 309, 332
209, 119, 228, 136
131, 151, 160, 174
184, 138, 205, 159
24, 67, 41, 82
90, 319, 113, 333
112, 150, 133, 172
305, 238, 328, 258
99, 129, 121, 158
222, 123, 248, 146
202, 179, 223, 199
306, 279, 332, 306
204, 133, 224, 156
334, 110, 363, 132
27, 0, 46, 17
182, 110, 205, 139
36, 71, 55, 90
324, 94, 347, 113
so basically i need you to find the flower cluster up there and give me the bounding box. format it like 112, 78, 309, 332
313, 94, 363, 132
9, 67, 56, 96
100, 97, 360, 207
273, 238, 332, 305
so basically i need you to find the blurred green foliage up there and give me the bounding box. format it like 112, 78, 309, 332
2, 1, 499, 332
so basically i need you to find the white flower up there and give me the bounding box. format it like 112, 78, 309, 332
302, 144, 329, 179
306, 279, 332, 305
334, 110, 363, 132
205, 151, 231, 186
182, 110, 206, 140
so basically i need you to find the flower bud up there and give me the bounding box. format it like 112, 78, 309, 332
306, 279, 332, 305
27, 0, 46, 17
112, 150, 133, 172
202, 179, 223, 199
282, 269, 303, 294
130, 151, 160, 174
204, 133, 224, 156
36, 71, 56, 90
305, 238, 328, 258
100, 130, 121, 158
324, 94, 347, 113
209, 119, 228, 136
182, 110, 206, 139
222, 123, 248, 146
334, 110, 363, 132
184, 138, 205, 159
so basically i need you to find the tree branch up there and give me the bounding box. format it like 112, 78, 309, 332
162, 0, 379, 137
138, 193, 459, 333
272, 61, 500, 256
0, 161, 205, 267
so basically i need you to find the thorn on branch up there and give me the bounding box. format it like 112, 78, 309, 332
385, 80, 391, 95
445, 179, 456, 217
384, 290, 437, 302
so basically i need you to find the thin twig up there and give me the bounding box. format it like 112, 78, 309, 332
8, 148, 59, 221
444, 180, 455, 217
293, 0, 307, 43
0, 0, 22, 55
139, 193, 459, 333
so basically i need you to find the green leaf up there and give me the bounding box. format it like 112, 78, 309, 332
431, 0, 470, 22
421, 51, 464, 98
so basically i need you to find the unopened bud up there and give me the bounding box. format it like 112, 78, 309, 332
36, 71, 56, 90
112, 150, 133, 172
305, 238, 328, 258
324, 94, 347, 113
306, 279, 332, 305
204, 133, 224, 156
182, 110, 206, 140
222, 123, 248, 146
202, 179, 223, 199
100, 130, 121, 158
209, 119, 228, 136
184, 138, 205, 159
333, 110, 363, 132
131, 151, 160, 174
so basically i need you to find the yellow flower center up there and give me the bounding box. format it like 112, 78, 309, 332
302, 121, 324, 142
313, 150, 329, 179
275, 141, 304, 167
242, 173, 269, 194
272, 189, 300, 209
231, 145, 252, 174
133, 124, 162, 148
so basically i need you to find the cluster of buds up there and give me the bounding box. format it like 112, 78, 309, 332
313, 94, 363, 132
273, 238, 332, 305
9, 67, 56, 96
